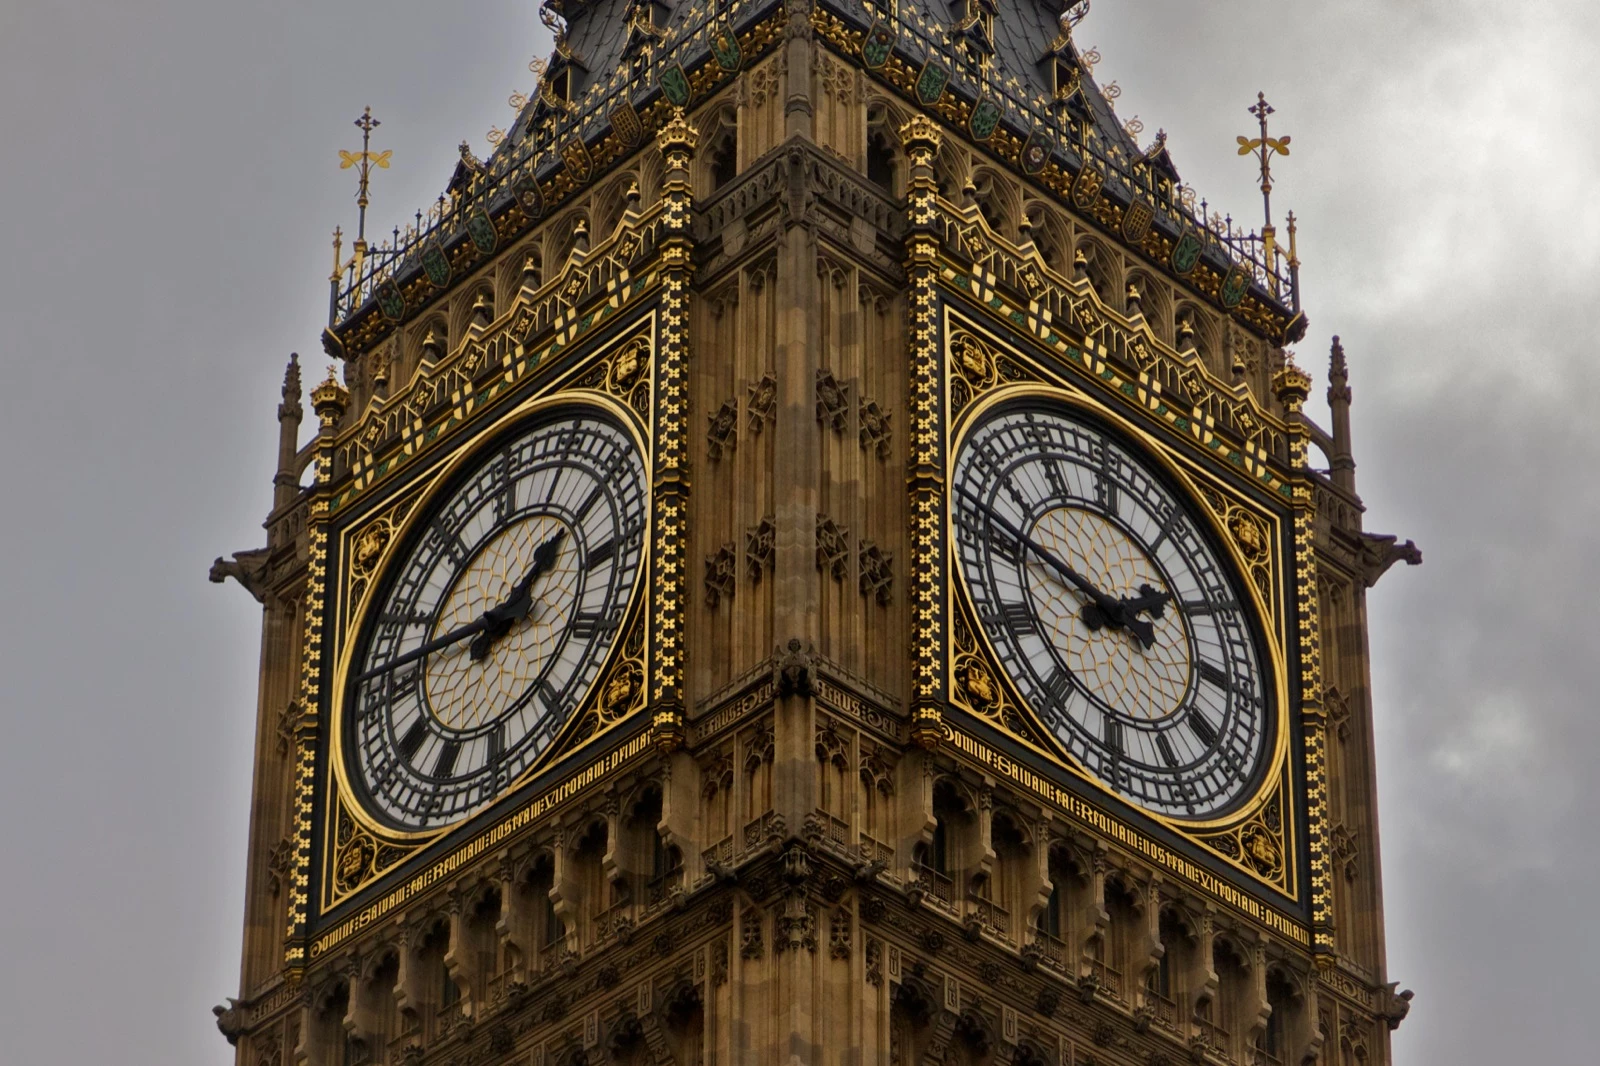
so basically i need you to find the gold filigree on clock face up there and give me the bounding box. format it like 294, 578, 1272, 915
1028, 506, 1192, 719
423, 515, 581, 731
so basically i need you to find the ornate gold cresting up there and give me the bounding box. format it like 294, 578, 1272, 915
902, 114, 947, 750
284, 368, 345, 978
1275, 358, 1335, 958
1237, 92, 1297, 304
329, 109, 392, 325
648, 111, 698, 755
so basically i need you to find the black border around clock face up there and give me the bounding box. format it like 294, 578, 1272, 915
346, 407, 648, 832
952, 399, 1272, 819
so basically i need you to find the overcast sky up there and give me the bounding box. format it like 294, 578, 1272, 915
1, 2, 1596, 1063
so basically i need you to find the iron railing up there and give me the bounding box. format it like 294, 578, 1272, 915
329, 0, 1296, 331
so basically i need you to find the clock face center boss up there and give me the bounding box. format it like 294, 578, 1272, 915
952, 397, 1272, 820
344, 407, 648, 832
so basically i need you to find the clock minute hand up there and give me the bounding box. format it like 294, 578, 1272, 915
956, 486, 1160, 650
355, 616, 488, 684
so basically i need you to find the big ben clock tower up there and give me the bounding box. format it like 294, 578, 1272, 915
213, 2, 1418, 1064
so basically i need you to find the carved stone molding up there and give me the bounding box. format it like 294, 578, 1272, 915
745, 515, 775, 581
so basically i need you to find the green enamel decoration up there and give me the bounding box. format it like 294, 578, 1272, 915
421, 241, 451, 289
376, 280, 405, 322
660, 64, 692, 108
1171, 228, 1204, 275
969, 97, 1002, 141
466, 207, 498, 255
862, 22, 895, 69
711, 26, 741, 71
1221, 265, 1250, 308
915, 61, 949, 105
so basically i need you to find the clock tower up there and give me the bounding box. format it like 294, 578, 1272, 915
213, 2, 1418, 1065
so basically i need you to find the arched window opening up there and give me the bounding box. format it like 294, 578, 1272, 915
867, 126, 897, 194
704, 112, 738, 193
986, 810, 1028, 942
1260, 969, 1296, 1064
574, 818, 610, 944
1097, 877, 1138, 1004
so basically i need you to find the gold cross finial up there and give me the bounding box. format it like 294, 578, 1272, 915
1237, 91, 1290, 229
340, 107, 391, 245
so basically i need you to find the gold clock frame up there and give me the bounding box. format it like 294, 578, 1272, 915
313, 339, 662, 915
938, 308, 1303, 905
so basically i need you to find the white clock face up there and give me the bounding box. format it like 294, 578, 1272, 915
952, 400, 1270, 819
346, 408, 648, 831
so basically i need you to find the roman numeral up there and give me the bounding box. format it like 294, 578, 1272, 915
537, 680, 565, 715
1187, 712, 1218, 748
399, 718, 429, 762
570, 610, 613, 640
1044, 665, 1075, 708
1000, 601, 1037, 636
987, 525, 1023, 566
1098, 449, 1119, 514
585, 539, 616, 571
431, 519, 469, 565
391, 669, 419, 701
432, 741, 461, 780
575, 484, 606, 522
1198, 660, 1230, 689
1156, 734, 1180, 769
380, 609, 433, 627
1040, 456, 1070, 499
1105, 718, 1123, 755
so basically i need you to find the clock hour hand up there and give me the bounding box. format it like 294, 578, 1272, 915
957, 486, 1163, 650
468, 527, 567, 661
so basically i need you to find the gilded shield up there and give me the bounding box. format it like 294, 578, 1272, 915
376, 279, 405, 322
1070, 164, 1104, 210
1121, 200, 1154, 244
466, 206, 498, 255
513, 176, 545, 221
660, 63, 692, 108
916, 60, 949, 105
609, 102, 643, 148
1221, 265, 1251, 308
862, 22, 895, 69
1020, 129, 1052, 175
562, 137, 594, 183
969, 97, 1003, 142
421, 240, 451, 289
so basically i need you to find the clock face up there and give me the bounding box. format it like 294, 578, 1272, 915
952, 399, 1270, 819
346, 408, 648, 832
